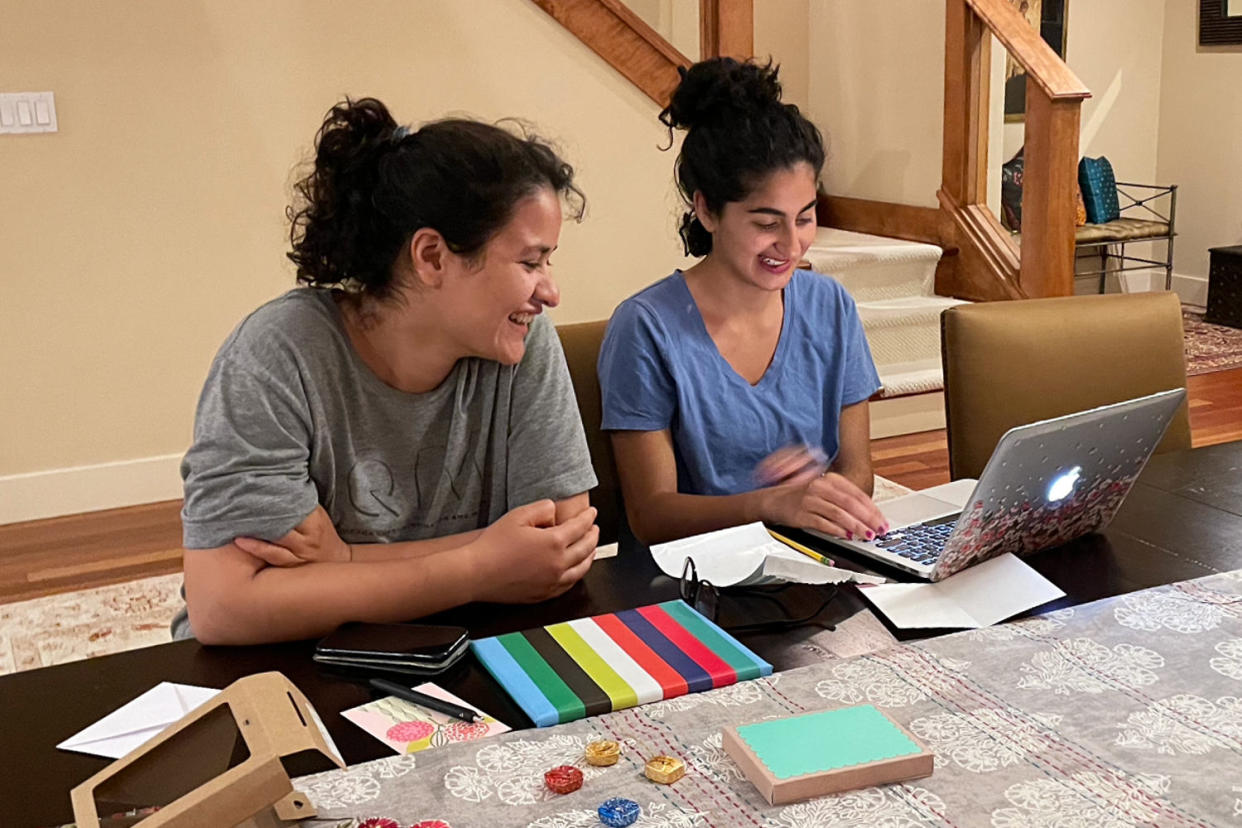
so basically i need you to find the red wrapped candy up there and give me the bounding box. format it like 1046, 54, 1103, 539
358, 819, 400, 828
544, 764, 585, 794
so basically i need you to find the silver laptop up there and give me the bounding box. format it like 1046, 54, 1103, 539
814, 389, 1186, 582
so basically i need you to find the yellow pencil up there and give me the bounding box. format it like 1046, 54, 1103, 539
768, 529, 835, 567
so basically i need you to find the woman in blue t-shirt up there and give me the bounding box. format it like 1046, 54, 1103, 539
598, 58, 888, 545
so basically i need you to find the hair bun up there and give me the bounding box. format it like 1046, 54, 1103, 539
312, 97, 402, 174
661, 58, 783, 131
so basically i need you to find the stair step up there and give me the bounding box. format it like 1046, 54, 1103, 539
875, 363, 946, 398
804, 227, 962, 405
804, 227, 942, 301
853, 296, 967, 397
856, 296, 968, 329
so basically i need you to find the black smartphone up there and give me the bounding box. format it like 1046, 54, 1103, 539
315, 622, 469, 663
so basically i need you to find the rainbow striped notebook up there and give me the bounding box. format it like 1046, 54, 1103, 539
471, 600, 772, 727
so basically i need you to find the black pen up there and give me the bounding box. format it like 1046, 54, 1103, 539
368, 677, 481, 723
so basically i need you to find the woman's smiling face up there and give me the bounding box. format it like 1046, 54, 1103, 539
697, 162, 819, 291
440, 187, 563, 365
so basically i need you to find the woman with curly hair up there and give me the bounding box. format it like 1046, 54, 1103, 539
598, 59, 887, 546
176, 98, 599, 644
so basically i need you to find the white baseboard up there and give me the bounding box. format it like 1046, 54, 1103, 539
1074, 268, 1208, 309
0, 453, 183, 526
1172, 272, 1208, 309
871, 391, 946, 438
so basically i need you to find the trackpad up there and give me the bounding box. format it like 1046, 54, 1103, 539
881, 493, 964, 528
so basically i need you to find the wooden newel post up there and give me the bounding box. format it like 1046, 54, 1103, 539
942, 0, 991, 208
1019, 82, 1083, 298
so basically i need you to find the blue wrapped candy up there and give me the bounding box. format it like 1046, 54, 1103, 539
597, 797, 641, 827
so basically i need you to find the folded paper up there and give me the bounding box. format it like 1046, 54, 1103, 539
858, 552, 1065, 629
650, 522, 885, 587
57, 681, 220, 759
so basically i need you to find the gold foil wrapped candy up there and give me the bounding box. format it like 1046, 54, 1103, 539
644, 755, 685, 784
585, 739, 622, 766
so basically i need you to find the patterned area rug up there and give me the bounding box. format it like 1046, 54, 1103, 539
0, 573, 183, 676
0, 476, 913, 677
1184, 310, 1242, 376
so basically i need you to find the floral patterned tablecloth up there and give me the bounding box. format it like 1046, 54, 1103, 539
295, 569, 1242, 827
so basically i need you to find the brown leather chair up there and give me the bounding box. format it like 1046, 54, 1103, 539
556, 320, 623, 544
941, 291, 1191, 480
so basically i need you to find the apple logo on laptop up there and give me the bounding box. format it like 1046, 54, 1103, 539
1047, 466, 1082, 503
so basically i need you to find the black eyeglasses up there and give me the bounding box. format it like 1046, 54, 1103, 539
678, 557, 839, 634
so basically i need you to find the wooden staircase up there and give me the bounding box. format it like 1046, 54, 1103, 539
533, 0, 1091, 303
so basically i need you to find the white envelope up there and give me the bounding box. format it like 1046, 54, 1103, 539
858, 553, 1065, 629
57, 681, 220, 759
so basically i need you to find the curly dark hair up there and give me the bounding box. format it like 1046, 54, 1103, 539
287, 97, 585, 299
660, 59, 825, 257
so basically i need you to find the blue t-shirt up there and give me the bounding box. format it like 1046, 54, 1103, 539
598, 270, 881, 496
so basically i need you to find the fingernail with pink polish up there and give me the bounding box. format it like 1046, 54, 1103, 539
865, 530, 875, 540
845, 531, 853, 540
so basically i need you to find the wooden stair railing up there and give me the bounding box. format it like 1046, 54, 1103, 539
536, 0, 1086, 302
941, 0, 1090, 300
530, 0, 752, 106
699, 0, 753, 62
823, 0, 1089, 301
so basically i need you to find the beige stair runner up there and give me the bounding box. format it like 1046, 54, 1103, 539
803, 227, 967, 399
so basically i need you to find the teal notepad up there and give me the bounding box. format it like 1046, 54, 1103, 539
736, 705, 924, 779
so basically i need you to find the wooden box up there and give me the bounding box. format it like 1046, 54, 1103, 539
721, 705, 933, 806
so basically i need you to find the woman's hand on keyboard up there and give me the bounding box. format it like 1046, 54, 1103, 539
759, 472, 887, 541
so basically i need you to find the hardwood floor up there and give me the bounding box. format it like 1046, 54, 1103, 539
3, 366, 1241, 605
0, 500, 184, 603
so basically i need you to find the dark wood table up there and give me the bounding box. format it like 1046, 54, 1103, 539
5, 441, 1240, 827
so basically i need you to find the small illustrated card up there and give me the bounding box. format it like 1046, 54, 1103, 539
341, 683, 509, 754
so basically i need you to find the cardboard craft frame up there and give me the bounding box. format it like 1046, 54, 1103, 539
70, 671, 344, 828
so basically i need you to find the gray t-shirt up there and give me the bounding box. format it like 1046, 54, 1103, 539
174, 289, 596, 635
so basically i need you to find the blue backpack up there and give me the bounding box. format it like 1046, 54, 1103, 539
1078, 156, 1120, 224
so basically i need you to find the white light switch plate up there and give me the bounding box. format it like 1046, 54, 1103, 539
1, 92, 57, 134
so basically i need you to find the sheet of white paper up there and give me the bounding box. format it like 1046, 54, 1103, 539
858, 553, 1064, 629
758, 555, 887, 586
57, 681, 220, 759
649, 522, 885, 587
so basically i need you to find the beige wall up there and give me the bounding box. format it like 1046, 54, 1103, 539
754, 0, 811, 109
625, 0, 701, 62
1068, 0, 1166, 187
0, 0, 692, 487
1157, 0, 1242, 280
1066, 0, 1167, 292
805, 1, 946, 208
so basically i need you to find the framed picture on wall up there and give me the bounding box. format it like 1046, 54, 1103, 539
1199, 0, 1242, 45
1004, 0, 1069, 123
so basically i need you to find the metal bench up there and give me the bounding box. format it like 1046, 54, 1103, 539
1074, 182, 1178, 292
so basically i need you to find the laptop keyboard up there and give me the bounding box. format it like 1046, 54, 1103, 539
870, 515, 959, 566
